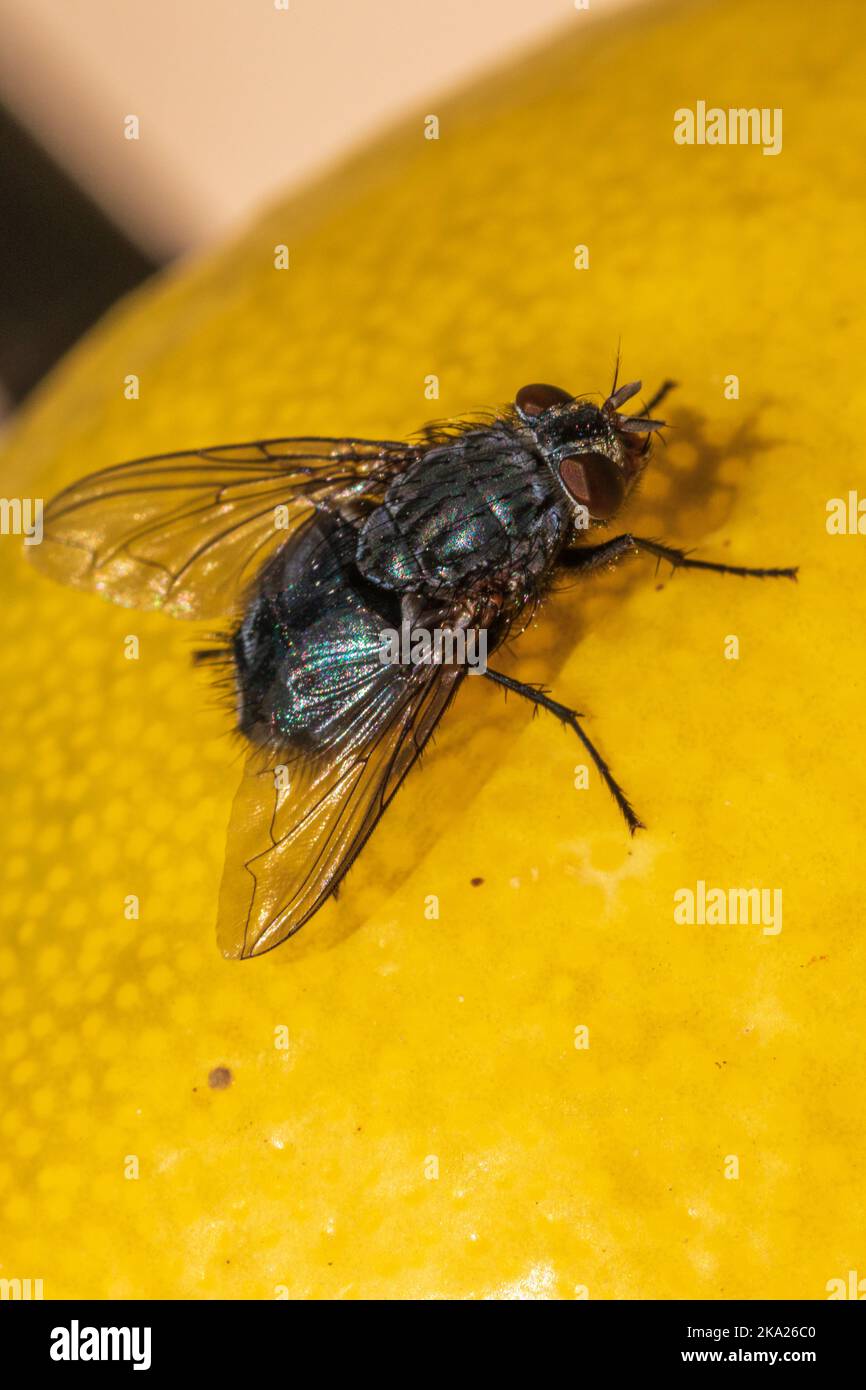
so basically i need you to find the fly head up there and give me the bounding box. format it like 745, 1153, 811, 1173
514, 379, 667, 527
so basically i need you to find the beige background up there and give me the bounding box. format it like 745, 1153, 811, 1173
0, 0, 644, 256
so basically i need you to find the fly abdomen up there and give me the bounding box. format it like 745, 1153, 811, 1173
233, 512, 407, 750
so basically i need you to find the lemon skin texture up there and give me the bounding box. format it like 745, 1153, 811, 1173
0, 0, 863, 1299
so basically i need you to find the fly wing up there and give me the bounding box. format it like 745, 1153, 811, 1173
30, 436, 416, 619
217, 657, 467, 958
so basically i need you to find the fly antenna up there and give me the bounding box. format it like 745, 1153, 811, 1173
610, 339, 622, 398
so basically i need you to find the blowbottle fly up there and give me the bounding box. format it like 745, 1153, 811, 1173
31, 372, 797, 956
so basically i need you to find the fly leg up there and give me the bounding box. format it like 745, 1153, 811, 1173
484, 667, 644, 834
560, 534, 798, 580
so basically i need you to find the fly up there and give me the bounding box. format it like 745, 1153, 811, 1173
30, 371, 797, 956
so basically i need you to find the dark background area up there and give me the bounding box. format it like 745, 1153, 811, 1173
0, 103, 160, 407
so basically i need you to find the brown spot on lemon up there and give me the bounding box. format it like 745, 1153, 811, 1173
207, 1067, 232, 1091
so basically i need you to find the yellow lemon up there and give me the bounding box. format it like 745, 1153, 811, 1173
1, 0, 863, 1298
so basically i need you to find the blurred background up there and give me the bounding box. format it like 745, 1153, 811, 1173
0, 0, 643, 409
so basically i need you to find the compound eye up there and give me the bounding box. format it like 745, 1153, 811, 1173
515, 382, 573, 418
559, 452, 625, 522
